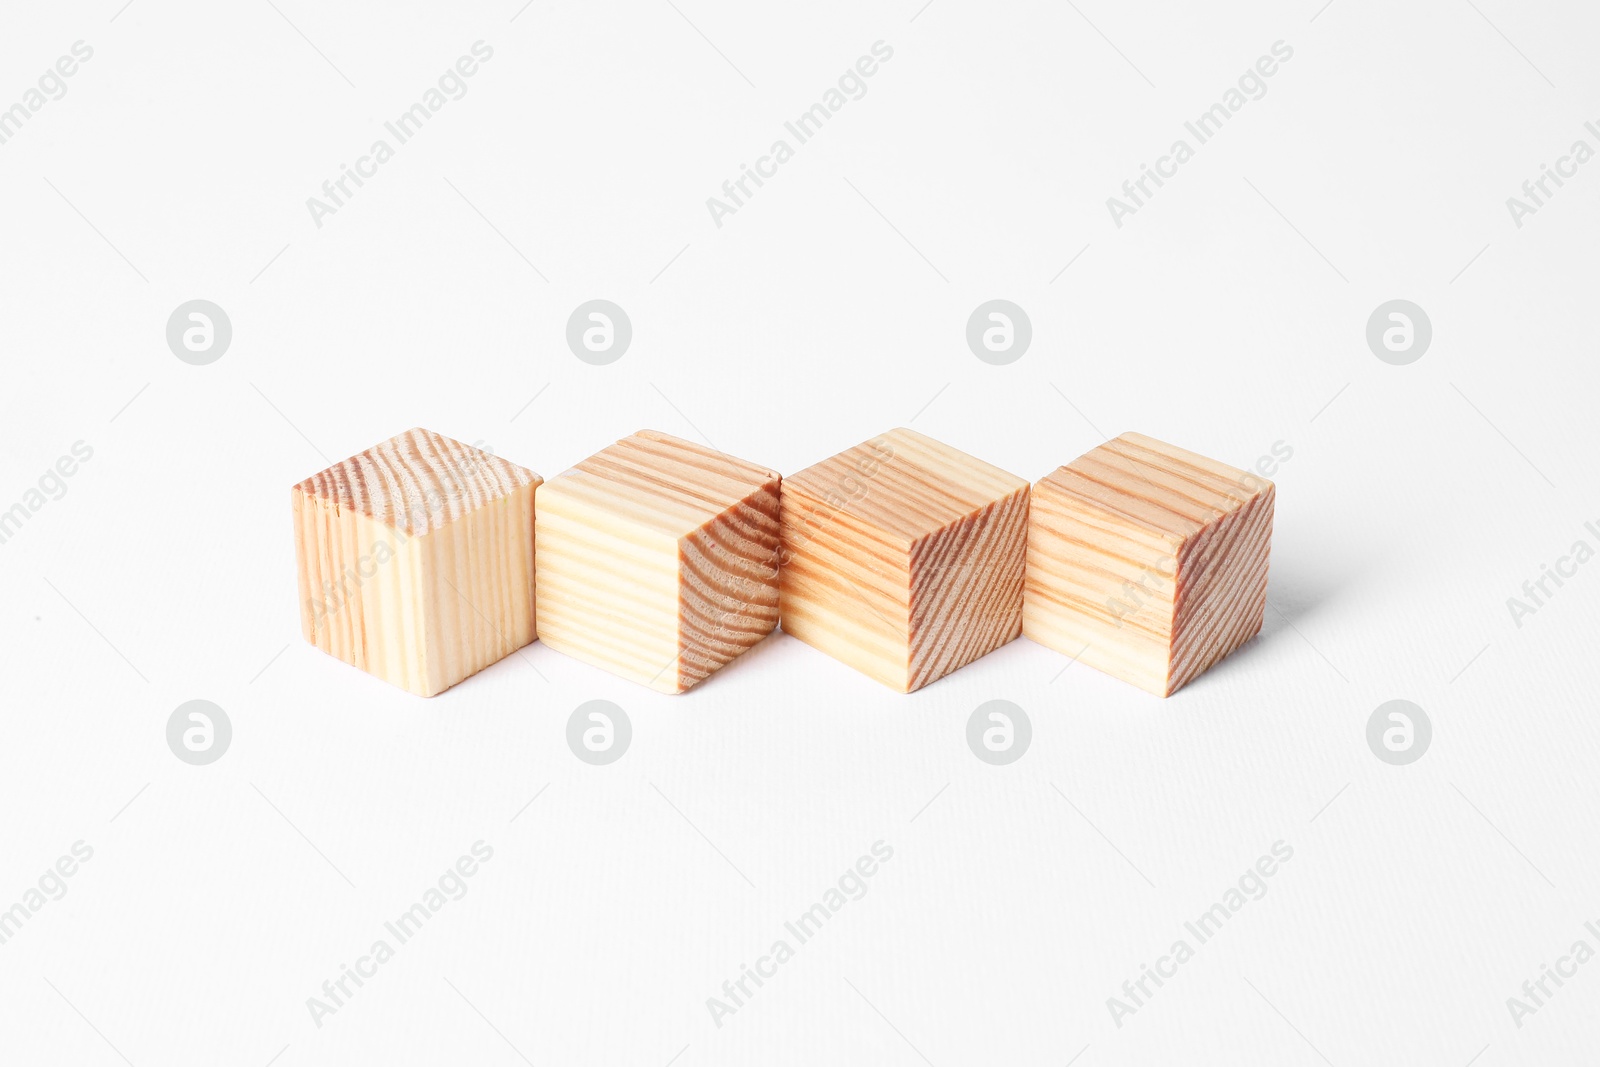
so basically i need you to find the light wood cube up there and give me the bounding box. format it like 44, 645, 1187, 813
292, 428, 541, 697
780, 427, 1030, 693
1024, 432, 1275, 697
535, 430, 781, 694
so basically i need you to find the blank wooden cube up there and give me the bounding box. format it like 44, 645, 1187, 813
780, 427, 1029, 693
292, 428, 541, 697
1024, 432, 1275, 697
535, 430, 781, 694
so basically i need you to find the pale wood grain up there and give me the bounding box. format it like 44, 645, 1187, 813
779, 427, 1030, 693
534, 430, 781, 694
1023, 431, 1274, 696
292, 427, 540, 697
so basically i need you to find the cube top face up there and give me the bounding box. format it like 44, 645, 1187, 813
294, 427, 541, 537
541, 430, 780, 541
780, 428, 1030, 693
1025, 432, 1275, 697
784, 427, 1029, 547
1035, 432, 1268, 545
535, 430, 782, 694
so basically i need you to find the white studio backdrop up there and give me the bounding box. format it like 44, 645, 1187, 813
2, 0, 1599, 1064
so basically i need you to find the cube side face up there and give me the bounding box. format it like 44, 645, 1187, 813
292, 486, 432, 696
779, 481, 913, 691
415, 479, 538, 696
535, 487, 681, 692
673, 477, 783, 692
1022, 474, 1181, 697
1168, 482, 1275, 694
905, 484, 1030, 692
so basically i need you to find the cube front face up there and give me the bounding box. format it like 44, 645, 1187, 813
778, 487, 913, 691
415, 481, 539, 692
292, 428, 540, 697
779, 428, 1029, 693
295, 494, 429, 692
1023, 473, 1179, 695
1023, 432, 1274, 696
534, 431, 781, 694
535, 492, 681, 689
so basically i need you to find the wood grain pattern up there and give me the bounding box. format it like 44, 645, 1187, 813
534, 430, 781, 694
1023, 431, 1274, 696
292, 427, 540, 697
779, 427, 1030, 693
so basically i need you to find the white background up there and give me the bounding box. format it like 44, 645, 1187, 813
3, 0, 1598, 1063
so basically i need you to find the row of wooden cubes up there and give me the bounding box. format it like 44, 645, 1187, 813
292, 427, 1275, 698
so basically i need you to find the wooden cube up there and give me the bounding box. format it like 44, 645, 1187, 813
780, 428, 1030, 693
1023, 432, 1275, 696
535, 430, 781, 694
291, 428, 541, 697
